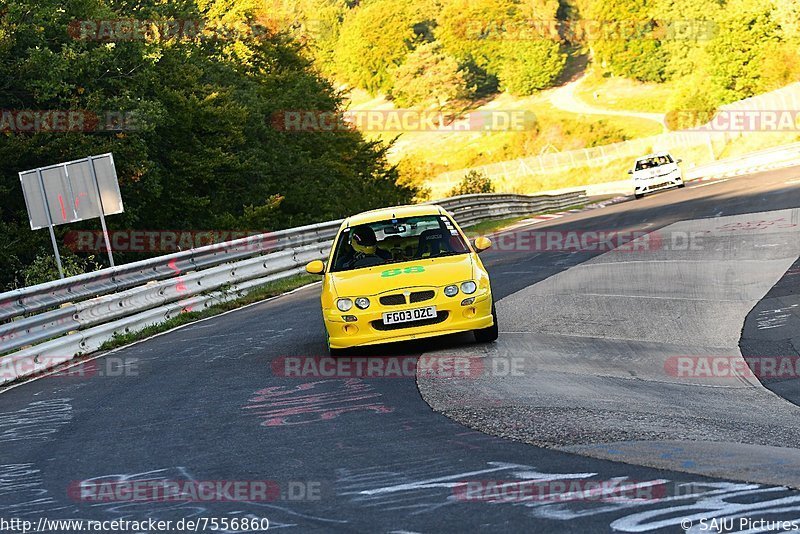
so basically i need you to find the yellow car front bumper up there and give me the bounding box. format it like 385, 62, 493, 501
324, 290, 494, 349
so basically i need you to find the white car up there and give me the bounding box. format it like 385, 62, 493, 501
629, 152, 684, 199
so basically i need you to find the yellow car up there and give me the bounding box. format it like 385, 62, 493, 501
305, 204, 498, 354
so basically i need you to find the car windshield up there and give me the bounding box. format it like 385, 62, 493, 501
635, 154, 673, 170
330, 215, 470, 272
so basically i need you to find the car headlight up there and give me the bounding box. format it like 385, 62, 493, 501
337, 298, 353, 312
461, 281, 477, 294
354, 297, 370, 310
444, 285, 459, 297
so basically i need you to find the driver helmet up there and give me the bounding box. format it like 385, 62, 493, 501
350, 225, 378, 255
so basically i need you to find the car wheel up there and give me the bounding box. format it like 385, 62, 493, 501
678, 180, 685, 188
634, 193, 643, 199
329, 346, 348, 357
474, 303, 499, 343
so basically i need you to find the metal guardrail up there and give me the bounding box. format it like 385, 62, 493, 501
0, 191, 585, 384
457, 141, 800, 200
684, 142, 800, 180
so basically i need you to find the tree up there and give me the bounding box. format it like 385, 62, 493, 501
390, 42, 473, 107
0, 0, 417, 288
704, 0, 784, 102
334, 0, 434, 94
773, 0, 800, 40
652, 0, 722, 79
436, 0, 566, 96
587, 0, 671, 82
493, 40, 567, 95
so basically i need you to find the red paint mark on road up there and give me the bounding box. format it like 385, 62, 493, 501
716, 217, 798, 232
243, 379, 393, 427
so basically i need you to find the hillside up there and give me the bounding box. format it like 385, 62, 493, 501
273, 0, 800, 194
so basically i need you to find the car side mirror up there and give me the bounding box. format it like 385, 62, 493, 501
474, 236, 492, 252
627, 170, 633, 174
676, 158, 683, 163
305, 260, 325, 275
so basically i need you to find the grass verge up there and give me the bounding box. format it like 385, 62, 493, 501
574, 71, 676, 114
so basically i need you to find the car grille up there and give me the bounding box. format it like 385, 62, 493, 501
409, 290, 435, 303
379, 290, 437, 306
645, 181, 673, 190
379, 294, 407, 306
371, 311, 449, 331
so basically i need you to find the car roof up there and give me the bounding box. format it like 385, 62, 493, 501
345, 204, 446, 227
636, 151, 672, 160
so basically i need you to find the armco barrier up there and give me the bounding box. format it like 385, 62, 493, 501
536, 142, 800, 197
0, 191, 585, 384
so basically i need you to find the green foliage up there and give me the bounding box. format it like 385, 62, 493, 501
390, 42, 473, 107
493, 40, 567, 94
20, 252, 102, 287
449, 170, 495, 196
587, 0, 670, 82
653, 0, 722, 79
273, 0, 798, 102
704, 0, 784, 102
550, 118, 630, 147
662, 0, 798, 117
293, 0, 353, 78
334, 0, 433, 94
0, 0, 416, 289
773, 0, 800, 40
436, 0, 566, 95
664, 80, 718, 129
395, 156, 441, 202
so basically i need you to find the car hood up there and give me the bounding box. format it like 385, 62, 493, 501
328, 254, 475, 297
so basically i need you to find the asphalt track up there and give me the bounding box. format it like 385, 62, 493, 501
1, 166, 800, 533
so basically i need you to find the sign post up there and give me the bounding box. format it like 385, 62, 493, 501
34, 168, 65, 279
19, 153, 124, 280
86, 156, 115, 267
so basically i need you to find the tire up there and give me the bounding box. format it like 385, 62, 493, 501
474, 303, 499, 343
678, 180, 685, 188
634, 193, 643, 200
329, 346, 348, 357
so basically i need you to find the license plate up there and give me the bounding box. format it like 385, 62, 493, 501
383, 306, 437, 325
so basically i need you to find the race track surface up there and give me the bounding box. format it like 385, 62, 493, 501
2, 167, 800, 532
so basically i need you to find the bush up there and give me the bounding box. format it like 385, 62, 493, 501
20, 252, 102, 287
664, 79, 719, 130
449, 170, 495, 196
